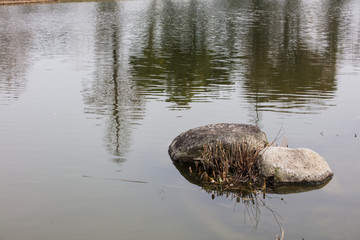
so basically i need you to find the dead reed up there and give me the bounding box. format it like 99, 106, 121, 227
195, 140, 262, 186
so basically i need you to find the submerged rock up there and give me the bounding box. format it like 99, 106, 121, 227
168, 123, 268, 163
258, 147, 333, 184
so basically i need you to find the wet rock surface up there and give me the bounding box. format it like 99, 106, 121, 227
168, 123, 268, 163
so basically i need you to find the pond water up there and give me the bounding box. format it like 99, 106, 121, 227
1, 0, 360, 239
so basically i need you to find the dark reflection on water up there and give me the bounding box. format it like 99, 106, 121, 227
125, 0, 350, 113
243, 0, 340, 114
173, 162, 283, 230
174, 161, 332, 230
0, 8, 32, 104
83, 1, 146, 162
174, 162, 332, 195
129, 0, 233, 109
1, 0, 357, 159
76, 0, 357, 160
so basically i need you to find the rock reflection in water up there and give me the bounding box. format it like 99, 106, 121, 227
174, 161, 331, 229
174, 161, 331, 195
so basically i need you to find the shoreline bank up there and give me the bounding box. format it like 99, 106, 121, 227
0, 0, 59, 5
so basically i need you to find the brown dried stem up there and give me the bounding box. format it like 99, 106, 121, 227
197, 140, 262, 185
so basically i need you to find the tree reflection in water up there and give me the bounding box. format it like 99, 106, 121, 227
129, 0, 233, 109
83, 1, 146, 163
128, 0, 348, 115
243, 0, 344, 120
0, 9, 32, 104
83, 0, 352, 159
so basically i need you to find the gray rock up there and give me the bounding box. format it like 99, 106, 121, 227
168, 123, 268, 163
259, 147, 333, 184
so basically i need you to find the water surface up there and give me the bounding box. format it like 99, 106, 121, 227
1, 0, 360, 239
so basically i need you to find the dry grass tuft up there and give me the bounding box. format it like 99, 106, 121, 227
195, 140, 262, 186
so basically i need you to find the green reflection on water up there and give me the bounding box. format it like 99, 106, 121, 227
243, 0, 340, 113
129, 0, 232, 108
124, 0, 347, 113
77, 0, 354, 163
